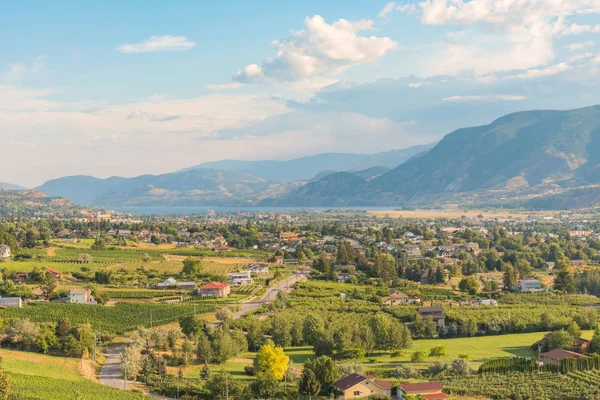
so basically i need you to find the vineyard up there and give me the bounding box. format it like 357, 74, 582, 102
443, 372, 600, 399
231, 283, 260, 295
8, 373, 146, 400
0, 302, 215, 333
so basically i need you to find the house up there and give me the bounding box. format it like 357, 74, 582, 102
228, 271, 253, 286
274, 256, 284, 264
417, 306, 446, 328
68, 288, 96, 304
46, 268, 63, 279
332, 374, 392, 399
533, 334, 590, 353
403, 245, 422, 258
540, 349, 587, 366
0, 245, 10, 259
571, 260, 587, 267
198, 282, 231, 298
382, 292, 419, 306
541, 261, 555, 271
398, 381, 447, 400
248, 263, 269, 275
155, 278, 196, 290
0, 297, 22, 308
513, 278, 543, 292
279, 232, 300, 241
337, 273, 354, 283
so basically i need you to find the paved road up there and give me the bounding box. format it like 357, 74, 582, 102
99, 273, 305, 396
99, 344, 128, 390
233, 273, 305, 319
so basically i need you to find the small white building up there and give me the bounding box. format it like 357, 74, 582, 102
513, 278, 543, 292
0, 245, 10, 259
68, 288, 96, 304
155, 278, 196, 290
228, 271, 253, 286
0, 297, 22, 308
248, 263, 269, 275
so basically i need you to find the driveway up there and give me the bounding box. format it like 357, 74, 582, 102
233, 273, 305, 319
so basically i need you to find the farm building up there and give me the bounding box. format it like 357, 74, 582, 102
198, 282, 231, 298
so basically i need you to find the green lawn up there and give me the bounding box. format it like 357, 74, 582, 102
0, 348, 84, 381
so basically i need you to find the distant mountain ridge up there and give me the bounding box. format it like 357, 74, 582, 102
181, 143, 435, 182
0, 182, 27, 191
272, 105, 600, 207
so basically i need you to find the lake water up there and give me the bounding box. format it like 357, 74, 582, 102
112, 206, 399, 215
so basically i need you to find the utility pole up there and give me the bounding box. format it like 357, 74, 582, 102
92, 333, 96, 372
124, 356, 128, 390
150, 311, 153, 329
225, 373, 229, 400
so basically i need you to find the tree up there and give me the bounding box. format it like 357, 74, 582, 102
271, 315, 292, 348
314, 255, 331, 274
567, 321, 581, 339
251, 372, 280, 399
313, 331, 334, 357
181, 337, 194, 366
411, 351, 426, 362
0, 357, 10, 400
554, 267, 575, 293
302, 315, 324, 346
196, 332, 212, 365
182, 257, 202, 277
298, 368, 320, 400
503, 264, 517, 289
423, 317, 438, 338
589, 324, 600, 353
38, 271, 58, 300
429, 346, 447, 358
374, 253, 397, 282
121, 345, 142, 381
206, 368, 240, 399
458, 277, 479, 295
179, 316, 203, 338
254, 342, 290, 380
449, 358, 470, 376
246, 318, 264, 351
304, 355, 338, 391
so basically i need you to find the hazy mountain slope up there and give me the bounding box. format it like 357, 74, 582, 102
38, 169, 271, 206
371, 105, 600, 197
0, 182, 27, 191
183, 143, 436, 182
0, 190, 80, 218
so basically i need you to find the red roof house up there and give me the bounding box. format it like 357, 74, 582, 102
198, 281, 231, 298
46, 268, 63, 279
398, 381, 447, 399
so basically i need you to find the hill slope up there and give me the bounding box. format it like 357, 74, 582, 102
0, 190, 81, 217
182, 143, 435, 182
0, 182, 26, 190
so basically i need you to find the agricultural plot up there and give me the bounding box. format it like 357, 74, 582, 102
0, 302, 215, 333
0, 260, 115, 273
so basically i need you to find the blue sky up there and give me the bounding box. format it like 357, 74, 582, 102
2, 0, 600, 186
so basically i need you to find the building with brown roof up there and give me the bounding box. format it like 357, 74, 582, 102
332, 374, 392, 399
398, 381, 447, 400
540, 349, 587, 366
198, 282, 231, 298
417, 306, 446, 328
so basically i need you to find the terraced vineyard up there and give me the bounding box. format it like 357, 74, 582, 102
0, 260, 116, 273
231, 283, 260, 295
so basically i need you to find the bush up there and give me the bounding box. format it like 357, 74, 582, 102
244, 365, 255, 376
411, 351, 426, 362
429, 346, 447, 358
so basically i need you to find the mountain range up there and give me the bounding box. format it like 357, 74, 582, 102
0, 182, 26, 191
30, 105, 600, 210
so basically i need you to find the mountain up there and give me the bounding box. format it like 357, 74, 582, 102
182, 143, 435, 182
0, 190, 81, 218
310, 166, 390, 182
38, 169, 282, 207
273, 105, 600, 207
0, 182, 26, 191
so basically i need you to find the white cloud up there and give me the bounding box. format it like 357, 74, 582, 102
0, 56, 46, 84
233, 15, 398, 83
379, 1, 418, 18
205, 82, 245, 90
116, 35, 196, 54
505, 62, 573, 79
568, 41, 595, 51
561, 23, 600, 36
593, 55, 600, 64
379, 2, 396, 18
442, 94, 527, 102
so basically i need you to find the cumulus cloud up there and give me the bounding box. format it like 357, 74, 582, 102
568, 41, 595, 51
0, 56, 46, 84
126, 108, 180, 122
233, 15, 398, 83
116, 35, 196, 54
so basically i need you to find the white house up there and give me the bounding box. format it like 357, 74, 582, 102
228, 271, 253, 286
154, 278, 196, 290
68, 288, 96, 304
248, 263, 269, 275
513, 278, 543, 292
0, 245, 10, 259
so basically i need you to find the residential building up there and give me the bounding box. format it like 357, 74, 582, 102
155, 278, 196, 290
0, 297, 22, 308
46, 268, 63, 279
279, 232, 300, 241
541, 261, 555, 271
198, 282, 231, 298
228, 271, 253, 286
248, 263, 269, 275
274, 256, 284, 264
0, 245, 10, 259
68, 288, 96, 304
571, 260, 587, 267
382, 292, 420, 306
332, 374, 392, 399
417, 306, 446, 328
540, 349, 587, 366
337, 273, 353, 283
403, 245, 422, 258
513, 278, 543, 292
398, 381, 447, 399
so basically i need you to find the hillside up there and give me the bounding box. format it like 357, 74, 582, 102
273, 105, 600, 207
0, 189, 82, 217
0, 182, 26, 190
38, 168, 282, 207
182, 143, 435, 182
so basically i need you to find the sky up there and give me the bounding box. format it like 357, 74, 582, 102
2, 0, 600, 187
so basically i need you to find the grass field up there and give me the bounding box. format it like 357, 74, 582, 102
0, 348, 84, 381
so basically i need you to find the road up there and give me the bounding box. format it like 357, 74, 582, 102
233, 273, 305, 319
99, 273, 305, 395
